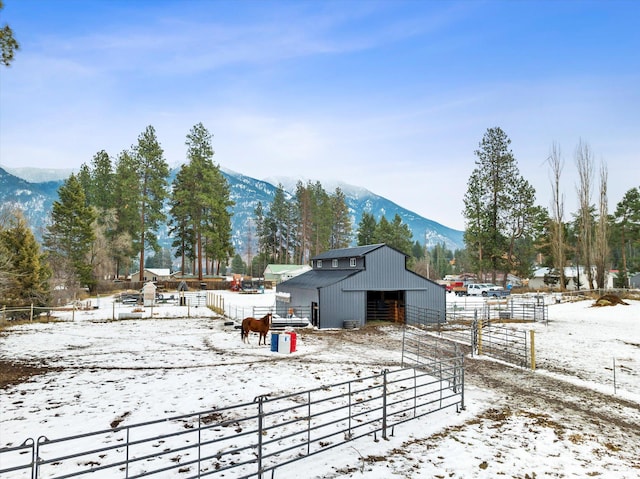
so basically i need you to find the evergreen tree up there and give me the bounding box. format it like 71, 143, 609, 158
330, 187, 352, 249
309, 181, 332, 256
43, 174, 97, 291
88, 150, 115, 213
463, 127, 538, 284
169, 166, 195, 276
146, 247, 173, 269
112, 150, 140, 278
431, 242, 455, 279
253, 202, 269, 270
411, 241, 424, 261
268, 185, 293, 262
133, 125, 169, 281
0, 1, 19, 67
231, 253, 246, 274
387, 213, 413, 256
357, 212, 377, 245
612, 186, 640, 286
374, 216, 394, 244
295, 181, 313, 263
0, 208, 50, 311
170, 123, 233, 279
77, 150, 120, 281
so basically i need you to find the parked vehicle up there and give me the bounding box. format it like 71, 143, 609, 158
466, 283, 509, 297
445, 281, 466, 294
484, 287, 511, 298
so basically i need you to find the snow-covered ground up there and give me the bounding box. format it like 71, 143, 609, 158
1, 290, 639, 478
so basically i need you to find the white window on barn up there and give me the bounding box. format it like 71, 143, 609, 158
317, 260, 323, 268
350, 258, 356, 267
332, 259, 338, 268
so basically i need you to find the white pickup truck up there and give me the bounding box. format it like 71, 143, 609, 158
466, 283, 509, 297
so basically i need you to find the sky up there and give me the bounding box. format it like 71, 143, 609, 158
0, 0, 638, 231
1, 290, 639, 477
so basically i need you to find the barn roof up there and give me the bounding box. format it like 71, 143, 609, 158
311, 244, 386, 261
279, 269, 360, 289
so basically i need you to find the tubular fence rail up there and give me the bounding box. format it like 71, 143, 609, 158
418, 319, 535, 369
224, 304, 313, 325
475, 321, 530, 367
446, 296, 548, 323
423, 319, 533, 369
404, 304, 445, 327
0, 362, 464, 479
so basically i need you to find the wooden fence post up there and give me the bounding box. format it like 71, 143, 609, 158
530, 330, 536, 370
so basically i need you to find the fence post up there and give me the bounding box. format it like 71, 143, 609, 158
126, 427, 130, 478
477, 320, 483, 356
254, 395, 269, 478
460, 354, 466, 411
401, 326, 406, 367
30, 303, 34, 321
382, 369, 388, 440
529, 330, 536, 370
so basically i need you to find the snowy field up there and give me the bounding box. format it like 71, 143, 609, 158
1, 289, 639, 478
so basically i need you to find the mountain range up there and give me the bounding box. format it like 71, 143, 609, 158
0, 165, 464, 254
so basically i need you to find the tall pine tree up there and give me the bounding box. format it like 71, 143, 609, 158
133, 125, 169, 281
43, 174, 97, 291
463, 127, 538, 284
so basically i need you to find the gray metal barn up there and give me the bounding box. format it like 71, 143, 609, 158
275, 243, 445, 329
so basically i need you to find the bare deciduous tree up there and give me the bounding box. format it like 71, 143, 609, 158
594, 163, 609, 289
575, 140, 595, 289
548, 142, 566, 290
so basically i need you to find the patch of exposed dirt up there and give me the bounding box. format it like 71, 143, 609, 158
0, 360, 60, 389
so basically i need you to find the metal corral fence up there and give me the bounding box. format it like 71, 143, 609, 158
1, 364, 464, 479
223, 302, 312, 324
405, 304, 445, 327
446, 295, 548, 323
425, 319, 534, 369
402, 325, 462, 363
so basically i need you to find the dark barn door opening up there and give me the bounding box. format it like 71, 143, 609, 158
366, 291, 405, 323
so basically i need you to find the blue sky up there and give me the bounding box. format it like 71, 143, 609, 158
1, 0, 638, 231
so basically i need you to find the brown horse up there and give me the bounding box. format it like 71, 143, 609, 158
241, 313, 272, 345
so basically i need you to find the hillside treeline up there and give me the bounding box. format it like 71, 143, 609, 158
1, 125, 639, 312
0, 123, 452, 309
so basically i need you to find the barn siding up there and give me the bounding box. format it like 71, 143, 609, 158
320, 286, 365, 328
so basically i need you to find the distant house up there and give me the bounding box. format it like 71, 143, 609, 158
131, 268, 173, 282
276, 244, 445, 329
263, 264, 312, 284
528, 266, 614, 290
630, 273, 640, 289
